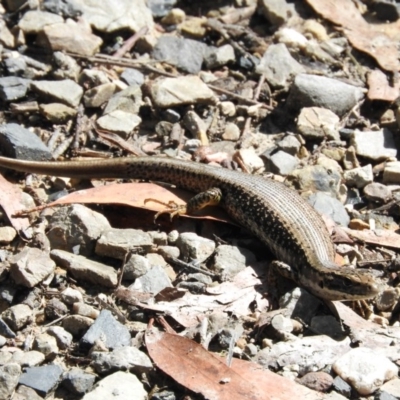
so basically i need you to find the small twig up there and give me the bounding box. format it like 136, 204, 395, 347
164, 255, 216, 277
112, 26, 149, 58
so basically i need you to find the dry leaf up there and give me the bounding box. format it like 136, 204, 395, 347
367, 70, 400, 102
0, 174, 31, 236
306, 0, 400, 72
27, 182, 232, 223
145, 329, 327, 400
342, 227, 400, 249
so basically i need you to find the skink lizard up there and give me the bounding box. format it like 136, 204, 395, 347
0, 155, 380, 300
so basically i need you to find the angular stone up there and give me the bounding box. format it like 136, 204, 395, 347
80, 310, 131, 351
91, 346, 152, 374
18, 10, 63, 34
257, 43, 305, 89
351, 129, 397, 161
10, 247, 56, 288
82, 371, 147, 400
149, 76, 215, 108
51, 250, 118, 288
18, 364, 63, 397
30, 79, 83, 107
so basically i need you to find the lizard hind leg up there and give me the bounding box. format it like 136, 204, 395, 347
145, 187, 222, 222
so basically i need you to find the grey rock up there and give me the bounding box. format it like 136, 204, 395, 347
53, 51, 81, 81
0, 77, 31, 101
30, 79, 83, 107
211, 245, 256, 279
343, 164, 373, 189
0, 318, 16, 338
149, 231, 168, 245
288, 165, 341, 196
377, 391, 398, 400
38, 20, 103, 56
123, 254, 151, 280
150, 76, 215, 108
177, 232, 216, 263
33, 333, 59, 360
147, 0, 177, 17
71, 0, 153, 33
60, 287, 84, 305
258, 0, 298, 25
47, 326, 73, 350
157, 246, 180, 259
308, 192, 350, 226
39, 102, 77, 123
0, 284, 16, 305
51, 249, 118, 288
279, 288, 322, 325
0, 363, 21, 399
333, 348, 397, 395
62, 367, 96, 395
120, 68, 145, 86
375, 288, 399, 312
13, 350, 45, 368
83, 82, 119, 108
363, 182, 392, 203
333, 375, 352, 397
277, 135, 301, 155
14, 384, 43, 400
91, 346, 152, 374
2, 304, 32, 331
18, 364, 63, 397
297, 107, 340, 140
256, 334, 351, 375
10, 247, 56, 288
351, 129, 397, 161
381, 378, 400, 399
383, 161, 400, 184
18, 10, 64, 34
222, 123, 240, 141
267, 150, 299, 176
256, 43, 305, 89
104, 84, 142, 115
310, 315, 346, 340
42, 0, 85, 17
45, 297, 69, 320
62, 315, 93, 337
287, 74, 364, 117
0, 226, 16, 244
82, 371, 147, 400
204, 44, 235, 69
153, 36, 206, 74
0, 20, 15, 48
3, 57, 27, 77
129, 264, 172, 294
244, 343, 258, 357
48, 204, 111, 257
96, 228, 153, 260
80, 310, 131, 351
0, 123, 52, 161
96, 111, 142, 138
0, 336, 6, 347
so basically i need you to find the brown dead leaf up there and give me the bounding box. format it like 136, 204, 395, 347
0, 174, 31, 236
342, 227, 400, 249
306, 0, 400, 72
30, 182, 232, 223
145, 329, 326, 400
367, 70, 400, 102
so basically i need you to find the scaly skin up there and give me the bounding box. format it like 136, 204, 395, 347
0, 155, 381, 300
